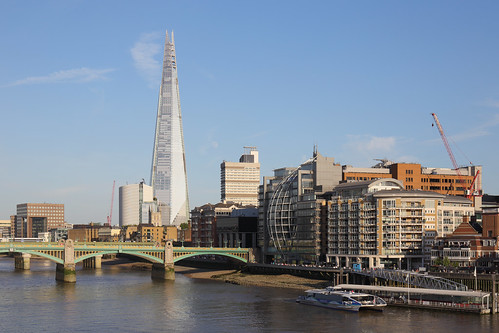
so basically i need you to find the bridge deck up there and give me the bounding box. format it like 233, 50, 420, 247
0, 242, 252, 264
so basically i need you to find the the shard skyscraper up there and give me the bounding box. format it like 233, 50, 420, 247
151, 31, 189, 226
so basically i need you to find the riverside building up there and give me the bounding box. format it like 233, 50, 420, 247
325, 179, 474, 269
431, 213, 499, 270
190, 202, 243, 247
258, 150, 342, 264
221, 147, 260, 207
150, 31, 189, 226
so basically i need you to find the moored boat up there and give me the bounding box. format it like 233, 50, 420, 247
296, 286, 387, 312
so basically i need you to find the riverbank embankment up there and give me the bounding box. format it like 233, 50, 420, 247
101, 257, 329, 290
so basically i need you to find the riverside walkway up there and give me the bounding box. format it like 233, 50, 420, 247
353, 268, 468, 291
0, 240, 253, 282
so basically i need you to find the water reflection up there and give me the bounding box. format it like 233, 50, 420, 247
0, 257, 498, 333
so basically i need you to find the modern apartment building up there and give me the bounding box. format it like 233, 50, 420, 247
437, 196, 475, 237
221, 147, 260, 207
14, 203, 64, 238
325, 179, 474, 269
343, 160, 482, 204
258, 150, 342, 264
150, 31, 189, 226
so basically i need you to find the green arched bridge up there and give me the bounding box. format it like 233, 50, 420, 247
0, 240, 254, 283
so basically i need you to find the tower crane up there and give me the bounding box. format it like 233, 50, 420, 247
431, 113, 480, 199
107, 180, 116, 226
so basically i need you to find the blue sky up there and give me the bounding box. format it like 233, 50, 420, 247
1, 1, 499, 224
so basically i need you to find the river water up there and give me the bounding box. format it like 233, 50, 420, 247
0, 257, 498, 333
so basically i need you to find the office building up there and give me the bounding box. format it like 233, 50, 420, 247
217, 207, 258, 248
343, 160, 482, 206
14, 203, 64, 238
258, 150, 342, 264
221, 147, 260, 207
150, 30, 189, 227
50, 228, 69, 242
119, 182, 157, 226
68, 223, 104, 242
0, 220, 11, 238
191, 202, 244, 247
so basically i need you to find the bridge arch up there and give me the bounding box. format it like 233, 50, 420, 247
75, 250, 163, 264
0, 249, 63, 264
173, 252, 248, 263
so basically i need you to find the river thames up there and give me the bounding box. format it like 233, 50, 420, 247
0, 257, 498, 333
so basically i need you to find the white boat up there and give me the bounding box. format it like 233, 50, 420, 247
296, 286, 387, 312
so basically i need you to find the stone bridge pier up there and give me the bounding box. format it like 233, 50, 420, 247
83, 255, 102, 269
14, 253, 31, 270
151, 241, 175, 281
56, 239, 76, 283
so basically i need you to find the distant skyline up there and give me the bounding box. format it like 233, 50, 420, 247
1, 1, 499, 224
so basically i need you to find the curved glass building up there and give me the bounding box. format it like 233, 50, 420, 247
259, 151, 342, 264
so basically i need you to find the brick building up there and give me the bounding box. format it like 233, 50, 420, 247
14, 203, 65, 238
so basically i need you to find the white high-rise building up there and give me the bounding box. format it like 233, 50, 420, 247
221, 147, 260, 207
150, 31, 189, 226
119, 183, 154, 226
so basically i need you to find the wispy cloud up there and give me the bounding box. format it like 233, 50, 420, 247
365, 136, 396, 152
199, 68, 216, 80
131, 32, 162, 87
345, 135, 396, 154
446, 113, 499, 142
199, 140, 219, 155
342, 135, 398, 166
48, 185, 88, 196
198, 128, 219, 155
4, 67, 115, 87
481, 98, 499, 108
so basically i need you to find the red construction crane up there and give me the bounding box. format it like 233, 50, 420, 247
431, 113, 479, 199
107, 180, 116, 226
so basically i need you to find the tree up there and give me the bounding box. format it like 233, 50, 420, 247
442, 256, 451, 267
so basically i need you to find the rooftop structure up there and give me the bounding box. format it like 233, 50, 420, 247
343, 162, 482, 207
